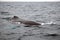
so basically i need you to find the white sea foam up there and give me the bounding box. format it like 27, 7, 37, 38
41, 21, 56, 25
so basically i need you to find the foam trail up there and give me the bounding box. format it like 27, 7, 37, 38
41, 21, 56, 25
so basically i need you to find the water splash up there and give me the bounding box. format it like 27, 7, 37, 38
41, 21, 56, 25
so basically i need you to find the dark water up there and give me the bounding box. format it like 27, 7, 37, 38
0, 2, 60, 40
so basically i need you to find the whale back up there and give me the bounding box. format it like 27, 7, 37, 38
11, 16, 41, 25
22, 21, 41, 25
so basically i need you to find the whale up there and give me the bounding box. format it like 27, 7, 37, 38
11, 16, 41, 26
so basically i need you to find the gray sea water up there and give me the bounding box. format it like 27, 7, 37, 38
0, 2, 60, 40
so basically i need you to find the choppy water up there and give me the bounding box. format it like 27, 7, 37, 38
0, 2, 60, 40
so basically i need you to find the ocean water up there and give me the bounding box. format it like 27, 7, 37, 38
0, 2, 60, 40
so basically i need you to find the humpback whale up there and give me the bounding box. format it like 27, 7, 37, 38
11, 16, 41, 26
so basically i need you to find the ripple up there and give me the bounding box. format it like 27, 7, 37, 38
0, 11, 11, 15
44, 33, 60, 37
